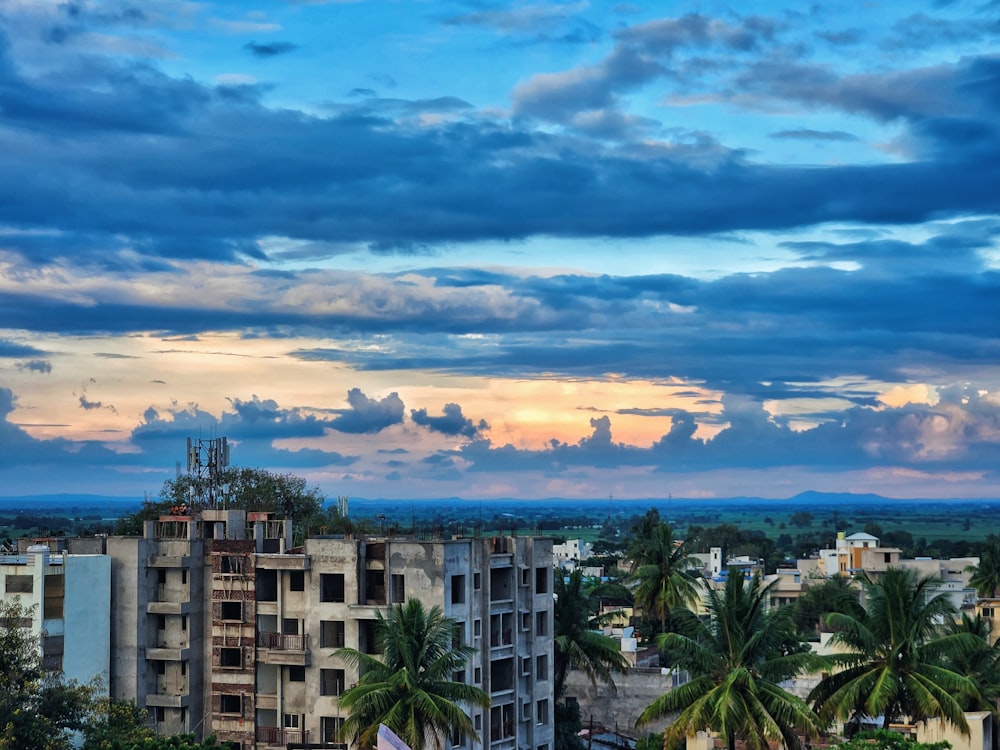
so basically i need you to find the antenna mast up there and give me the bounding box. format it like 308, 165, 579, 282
186, 436, 230, 508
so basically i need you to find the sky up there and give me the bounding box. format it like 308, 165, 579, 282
1, 0, 999, 503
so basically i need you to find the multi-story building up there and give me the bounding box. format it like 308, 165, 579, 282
106, 508, 554, 750
0, 540, 111, 690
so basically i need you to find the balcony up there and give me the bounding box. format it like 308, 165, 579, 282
257, 727, 309, 747
147, 555, 191, 568
147, 646, 191, 661
255, 554, 309, 571
147, 601, 191, 616
256, 632, 311, 666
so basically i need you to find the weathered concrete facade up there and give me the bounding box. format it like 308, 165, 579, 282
104, 510, 554, 750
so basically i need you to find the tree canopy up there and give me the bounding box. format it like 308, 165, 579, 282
336, 599, 490, 750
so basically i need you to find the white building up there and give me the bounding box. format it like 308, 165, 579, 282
0, 543, 111, 691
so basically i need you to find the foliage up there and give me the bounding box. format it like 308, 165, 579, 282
336, 599, 490, 750
634, 732, 665, 750
82, 698, 154, 749
638, 570, 822, 750
835, 730, 949, 750
940, 613, 1000, 712
553, 569, 630, 700
809, 568, 980, 733
967, 534, 1000, 598
792, 576, 864, 637
117, 467, 325, 539
0, 599, 97, 750
554, 700, 586, 750
626, 517, 701, 633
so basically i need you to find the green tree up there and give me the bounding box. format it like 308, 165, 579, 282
809, 568, 979, 734
835, 730, 949, 750
553, 569, 630, 701
637, 570, 822, 750
627, 521, 701, 634
792, 576, 864, 638
118, 467, 325, 541
336, 599, 490, 750
0, 599, 96, 750
941, 613, 1000, 712
82, 698, 154, 749
967, 534, 1000, 598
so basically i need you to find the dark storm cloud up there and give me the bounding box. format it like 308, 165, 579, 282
131, 399, 357, 469
245, 41, 300, 58
329, 388, 405, 434
0, 22, 998, 259
411, 403, 489, 438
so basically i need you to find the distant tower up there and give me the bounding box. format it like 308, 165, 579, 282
186, 437, 230, 507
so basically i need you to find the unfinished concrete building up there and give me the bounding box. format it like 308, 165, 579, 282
106, 508, 554, 750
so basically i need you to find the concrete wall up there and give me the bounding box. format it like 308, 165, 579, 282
64, 553, 111, 691
565, 668, 676, 735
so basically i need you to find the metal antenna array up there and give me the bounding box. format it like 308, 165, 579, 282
186, 437, 230, 508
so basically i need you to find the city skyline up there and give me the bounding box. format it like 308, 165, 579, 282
1, 0, 999, 501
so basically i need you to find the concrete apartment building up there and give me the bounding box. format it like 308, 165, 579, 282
105, 507, 555, 750
0, 540, 111, 692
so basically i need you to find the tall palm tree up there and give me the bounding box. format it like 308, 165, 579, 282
627, 520, 701, 634
968, 534, 1000, 598
336, 599, 490, 750
809, 568, 980, 734
638, 570, 822, 750
554, 569, 630, 700
942, 613, 1000, 713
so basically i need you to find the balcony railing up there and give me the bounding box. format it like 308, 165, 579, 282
257, 632, 310, 651
257, 727, 309, 746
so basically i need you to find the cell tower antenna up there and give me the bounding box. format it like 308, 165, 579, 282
186, 436, 230, 508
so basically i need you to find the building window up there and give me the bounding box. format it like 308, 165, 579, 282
536, 611, 548, 636
220, 648, 242, 668
220, 555, 244, 575
320, 574, 345, 603
219, 694, 242, 715
157, 569, 167, 585
359, 620, 379, 654
535, 567, 549, 594
884, 552, 892, 563
220, 601, 243, 622
181, 661, 187, 676
474, 667, 481, 683
321, 620, 346, 648
451, 575, 466, 605
474, 619, 481, 637
181, 569, 187, 585
521, 657, 531, 676
321, 669, 346, 696
520, 612, 531, 632
284, 713, 300, 728
391, 574, 405, 603
520, 568, 530, 587
5, 576, 33, 594
474, 715, 482, 732
283, 618, 300, 635
536, 654, 548, 680
154, 659, 166, 675
322, 717, 344, 744
181, 615, 187, 632
288, 665, 305, 682
289, 571, 304, 591
536, 699, 549, 725
473, 572, 481, 590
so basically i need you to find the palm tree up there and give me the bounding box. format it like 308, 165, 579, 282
809, 568, 980, 734
553, 569, 630, 700
336, 599, 490, 750
638, 570, 822, 750
627, 520, 701, 634
792, 575, 864, 638
968, 534, 1000, 598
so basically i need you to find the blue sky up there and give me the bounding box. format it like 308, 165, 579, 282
1, 0, 999, 502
